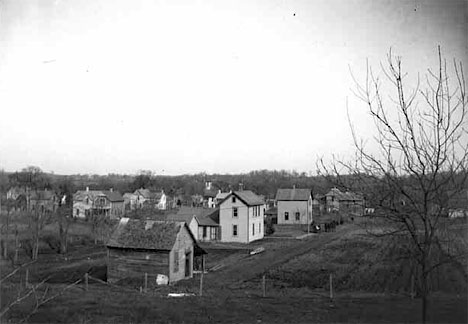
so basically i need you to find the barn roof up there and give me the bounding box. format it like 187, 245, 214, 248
107, 218, 190, 251
276, 188, 311, 201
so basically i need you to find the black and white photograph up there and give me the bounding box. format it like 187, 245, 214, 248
0, 0, 467, 323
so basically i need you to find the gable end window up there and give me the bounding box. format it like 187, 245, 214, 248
232, 196, 236, 203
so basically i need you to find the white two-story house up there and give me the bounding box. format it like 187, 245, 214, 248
218, 190, 266, 243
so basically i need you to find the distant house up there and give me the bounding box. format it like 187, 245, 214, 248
106, 218, 206, 284
123, 193, 138, 211
203, 181, 218, 208
133, 189, 167, 210
167, 207, 220, 242
73, 188, 125, 219
276, 188, 312, 225
324, 188, 364, 215
28, 189, 59, 213
218, 190, 266, 243
6, 187, 25, 200
265, 206, 278, 224
447, 189, 468, 218
214, 190, 230, 208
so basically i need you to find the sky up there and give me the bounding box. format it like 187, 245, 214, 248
0, 0, 466, 175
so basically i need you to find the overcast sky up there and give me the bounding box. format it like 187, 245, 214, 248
0, 0, 466, 175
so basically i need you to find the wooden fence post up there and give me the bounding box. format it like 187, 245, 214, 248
329, 273, 333, 300
144, 273, 148, 293
199, 271, 203, 297
262, 275, 266, 298
84, 273, 88, 291
25, 269, 29, 288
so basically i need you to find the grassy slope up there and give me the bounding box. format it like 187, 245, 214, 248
1, 221, 467, 323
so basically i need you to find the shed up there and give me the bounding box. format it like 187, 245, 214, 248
107, 218, 206, 284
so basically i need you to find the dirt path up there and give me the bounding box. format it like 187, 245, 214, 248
205, 228, 344, 289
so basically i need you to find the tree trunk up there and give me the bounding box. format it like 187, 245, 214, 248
421, 258, 429, 324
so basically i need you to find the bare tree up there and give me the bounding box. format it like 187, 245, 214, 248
320, 47, 467, 323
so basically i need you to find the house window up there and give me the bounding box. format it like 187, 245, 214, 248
232, 196, 236, 203
253, 207, 256, 217
174, 251, 179, 272
232, 225, 238, 236
259, 222, 261, 233
284, 212, 289, 221
295, 212, 300, 221
252, 223, 255, 235
233, 207, 238, 217
203, 226, 207, 238
76, 209, 80, 216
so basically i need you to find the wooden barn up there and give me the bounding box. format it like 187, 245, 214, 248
107, 218, 206, 284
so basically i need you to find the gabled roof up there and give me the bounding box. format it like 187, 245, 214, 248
265, 206, 277, 216
107, 218, 193, 251
325, 188, 363, 201
30, 190, 57, 201
166, 213, 197, 225
170, 207, 220, 226
215, 191, 230, 200
203, 188, 218, 198
220, 191, 265, 206
276, 188, 311, 201
134, 189, 153, 199
197, 209, 219, 226
102, 190, 124, 202
74, 190, 123, 202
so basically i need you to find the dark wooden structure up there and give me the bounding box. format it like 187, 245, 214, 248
107, 218, 206, 284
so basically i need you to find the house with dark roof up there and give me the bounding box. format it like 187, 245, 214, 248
276, 188, 312, 225
167, 207, 220, 242
107, 218, 206, 284
133, 189, 167, 210
73, 187, 124, 219
28, 189, 59, 213
218, 190, 266, 243
324, 188, 364, 215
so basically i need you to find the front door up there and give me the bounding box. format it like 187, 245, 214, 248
185, 252, 191, 277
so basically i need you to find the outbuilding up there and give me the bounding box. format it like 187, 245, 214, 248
107, 218, 206, 284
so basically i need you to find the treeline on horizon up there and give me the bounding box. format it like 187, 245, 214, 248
0, 168, 339, 199
2, 168, 466, 202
